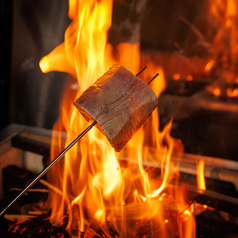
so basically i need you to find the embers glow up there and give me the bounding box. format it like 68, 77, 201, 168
173, 73, 181, 80
40, 0, 195, 237
204, 59, 215, 73
227, 88, 238, 98
186, 74, 193, 81
207, 86, 221, 96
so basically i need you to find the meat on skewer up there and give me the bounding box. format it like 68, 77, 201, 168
74, 64, 158, 152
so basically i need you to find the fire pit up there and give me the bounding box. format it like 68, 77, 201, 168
0, 124, 238, 237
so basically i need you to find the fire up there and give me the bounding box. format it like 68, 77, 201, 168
203, 0, 238, 98
208, 0, 238, 74
40, 0, 195, 236
227, 88, 238, 98
207, 86, 221, 96
196, 160, 208, 212
204, 59, 215, 73
197, 160, 206, 190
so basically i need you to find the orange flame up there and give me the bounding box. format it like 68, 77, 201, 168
181, 209, 196, 238
196, 159, 208, 212
209, 0, 238, 72
40, 0, 194, 236
204, 59, 215, 73
197, 160, 206, 190
227, 88, 238, 97
207, 86, 221, 96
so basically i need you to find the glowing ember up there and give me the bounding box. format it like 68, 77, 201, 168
204, 59, 215, 73
173, 73, 181, 80
227, 88, 238, 98
186, 74, 193, 81
39, 0, 195, 236
213, 88, 221, 96
207, 86, 221, 96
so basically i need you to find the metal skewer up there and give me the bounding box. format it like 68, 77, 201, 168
0, 66, 159, 218
0, 121, 96, 218
147, 73, 159, 85
135, 66, 147, 76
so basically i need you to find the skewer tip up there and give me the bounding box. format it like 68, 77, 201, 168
148, 73, 159, 85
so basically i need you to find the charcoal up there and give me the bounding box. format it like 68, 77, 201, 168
74, 64, 158, 152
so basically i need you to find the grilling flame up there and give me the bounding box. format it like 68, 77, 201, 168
40, 0, 195, 236
203, 1, 238, 98
197, 160, 206, 191
205, 0, 238, 75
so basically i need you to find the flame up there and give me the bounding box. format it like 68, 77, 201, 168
207, 86, 221, 96
204, 1, 238, 98
40, 0, 194, 236
204, 59, 215, 73
181, 209, 196, 238
227, 88, 238, 97
197, 160, 206, 190
213, 88, 221, 96
196, 159, 208, 212
209, 0, 238, 73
